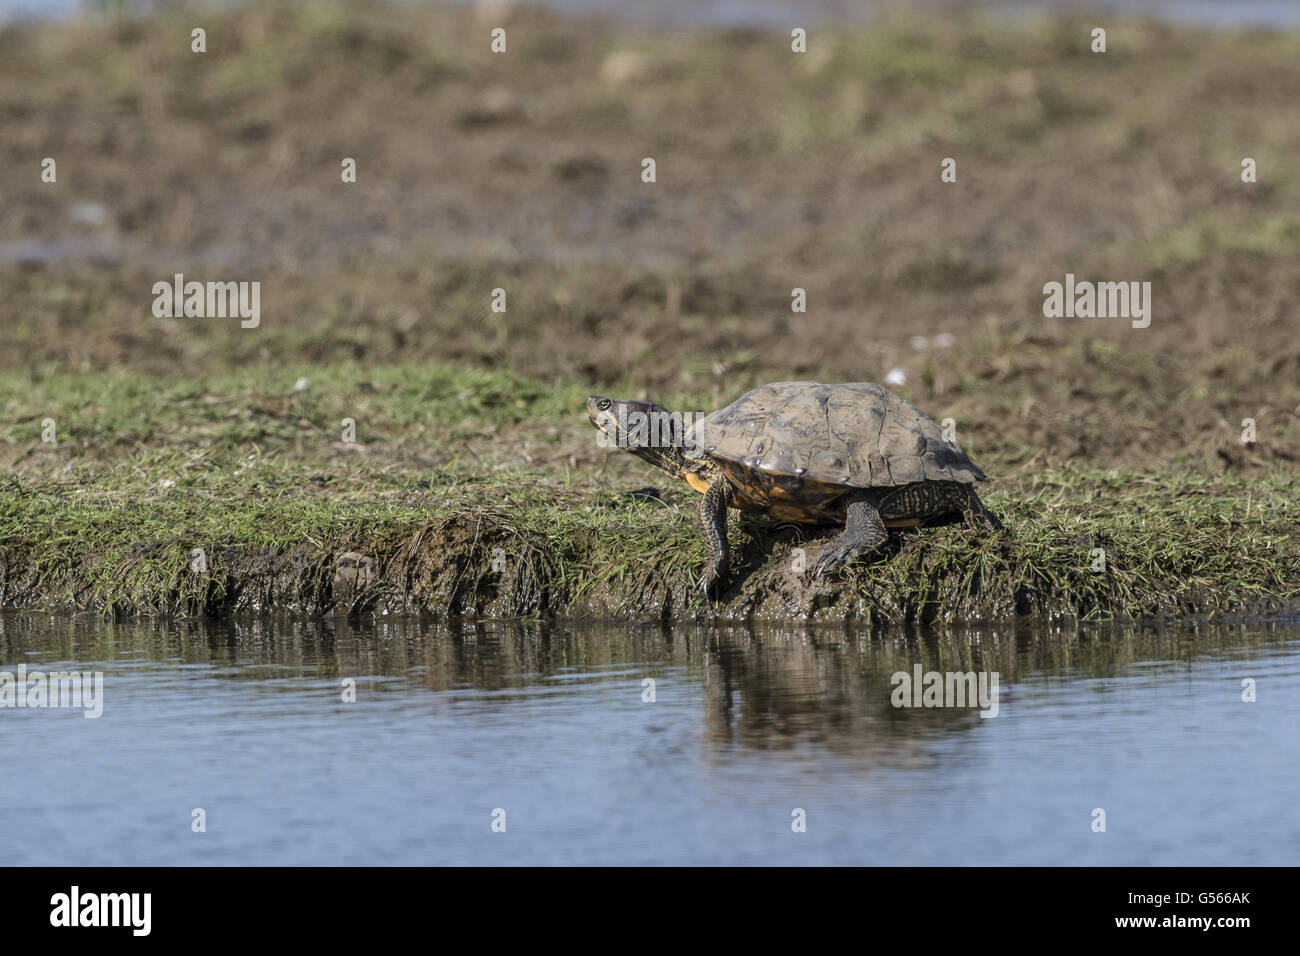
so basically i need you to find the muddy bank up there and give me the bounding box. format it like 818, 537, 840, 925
3, 469, 1296, 623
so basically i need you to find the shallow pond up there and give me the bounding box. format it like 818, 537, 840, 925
2, 611, 1296, 865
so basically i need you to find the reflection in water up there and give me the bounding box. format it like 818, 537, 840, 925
1, 612, 1297, 864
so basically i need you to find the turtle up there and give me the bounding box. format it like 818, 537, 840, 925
587, 381, 1003, 595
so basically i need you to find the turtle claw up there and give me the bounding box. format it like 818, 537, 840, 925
700, 559, 729, 598
812, 544, 852, 578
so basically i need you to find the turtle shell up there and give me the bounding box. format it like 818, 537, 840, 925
688, 382, 985, 516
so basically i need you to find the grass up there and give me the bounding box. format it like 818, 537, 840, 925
1, 362, 1295, 622
0, 362, 586, 457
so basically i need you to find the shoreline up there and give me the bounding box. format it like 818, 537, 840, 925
4, 449, 1296, 624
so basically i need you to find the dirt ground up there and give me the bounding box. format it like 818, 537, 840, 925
3, 2, 1299, 468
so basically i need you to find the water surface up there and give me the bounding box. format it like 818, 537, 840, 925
3, 612, 1296, 865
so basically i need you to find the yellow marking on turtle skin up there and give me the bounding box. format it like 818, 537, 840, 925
684, 472, 712, 494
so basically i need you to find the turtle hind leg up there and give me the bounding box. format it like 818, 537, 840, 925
961, 485, 1004, 532
813, 492, 889, 578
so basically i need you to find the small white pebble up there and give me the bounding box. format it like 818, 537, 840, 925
160, 479, 176, 489
295, 377, 308, 392
69, 202, 110, 226
910, 335, 929, 351
884, 367, 907, 386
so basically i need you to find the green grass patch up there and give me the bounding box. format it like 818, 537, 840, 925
1, 362, 1295, 622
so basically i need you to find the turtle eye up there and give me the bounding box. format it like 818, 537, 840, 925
598, 399, 611, 411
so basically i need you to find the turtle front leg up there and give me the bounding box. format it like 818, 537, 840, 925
963, 486, 1004, 532
699, 477, 733, 596
813, 492, 889, 578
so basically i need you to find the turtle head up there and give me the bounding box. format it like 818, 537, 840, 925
587, 396, 718, 489
587, 396, 683, 454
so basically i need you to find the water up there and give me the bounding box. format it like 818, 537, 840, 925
2, 611, 1297, 865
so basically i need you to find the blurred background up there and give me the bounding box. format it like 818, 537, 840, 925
1, 0, 1297, 480
7, 1, 1300, 28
